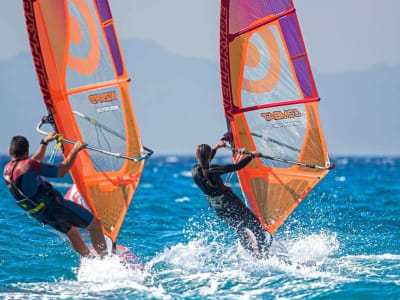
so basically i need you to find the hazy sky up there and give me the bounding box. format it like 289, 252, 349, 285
0, 1, 399, 155
1, 0, 399, 73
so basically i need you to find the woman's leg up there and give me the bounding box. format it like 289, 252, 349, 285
220, 191, 272, 257
238, 216, 272, 257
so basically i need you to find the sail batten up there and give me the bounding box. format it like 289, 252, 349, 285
233, 97, 320, 114
229, 8, 296, 41
66, 78, 130, 96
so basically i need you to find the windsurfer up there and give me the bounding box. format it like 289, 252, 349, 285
3, 133, 106, 257
192, 141, 272, 258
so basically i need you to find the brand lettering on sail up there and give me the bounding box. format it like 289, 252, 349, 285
219, 4, 234, 120
261, 109, 301, 121
88, 91, 117, 104
23, 0, 52, 107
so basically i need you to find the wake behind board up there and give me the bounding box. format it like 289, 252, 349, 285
113, 244, 144, 271
79, 244, 144, 271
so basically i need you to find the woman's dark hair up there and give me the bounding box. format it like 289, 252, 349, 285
9, 136, 29, 158
196, 144, 215, 186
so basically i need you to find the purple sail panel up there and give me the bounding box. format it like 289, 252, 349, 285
104, 25, 123, 76
95, 0, 112, 22
279, 15, 304, 57
268, 0, 292, 15
229, 0, 292, 34
293, 58, 312, 97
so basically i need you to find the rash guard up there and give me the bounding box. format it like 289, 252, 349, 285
3, 159, 58, 198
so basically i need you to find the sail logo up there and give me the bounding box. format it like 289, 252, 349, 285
23, 0, 52, 106
261, 109, 301, 121
220, 5, 234, 120
89, 91, 117, 104
67, 0, 100, 75
242, 27, 281, 95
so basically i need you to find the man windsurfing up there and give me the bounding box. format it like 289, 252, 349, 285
192, 140, 272, 258
3, 133, 106, 257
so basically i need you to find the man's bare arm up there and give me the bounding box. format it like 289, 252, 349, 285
32, 132, 59, 162
57, 141, 86, 177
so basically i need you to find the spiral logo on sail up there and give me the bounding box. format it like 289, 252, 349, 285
242, 27, 281, 94
67, 0, 100, 75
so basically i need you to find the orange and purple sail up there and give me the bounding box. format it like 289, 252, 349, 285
23, 0, 149, 244
220, 0, 331, 234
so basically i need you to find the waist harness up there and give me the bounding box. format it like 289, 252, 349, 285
5, 161, 54, 220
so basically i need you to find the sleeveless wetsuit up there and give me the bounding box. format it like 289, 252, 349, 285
192, 153, 272, 257
3, 159, 93, 234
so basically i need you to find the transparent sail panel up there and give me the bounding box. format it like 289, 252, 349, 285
68, 86, 126, 172
244, 104, 306, 168
240, 24, 301, 108
66, 0, 115, 89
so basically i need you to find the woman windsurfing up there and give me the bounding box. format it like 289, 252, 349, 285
192, 140, 272, 258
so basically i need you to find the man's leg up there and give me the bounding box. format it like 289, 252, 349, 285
87, 217, 107, 257
59, 198, 107, 257
66, 227, 91, 257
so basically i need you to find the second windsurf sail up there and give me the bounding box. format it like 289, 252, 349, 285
219, 0, 332, 234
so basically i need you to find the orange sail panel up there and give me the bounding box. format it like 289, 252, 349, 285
23, 0, 144, 242
220, 0, 331, 234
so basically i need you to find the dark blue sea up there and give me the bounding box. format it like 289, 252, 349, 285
0, 155, 399, 299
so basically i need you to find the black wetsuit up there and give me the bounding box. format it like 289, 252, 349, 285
192, 151, 271, 257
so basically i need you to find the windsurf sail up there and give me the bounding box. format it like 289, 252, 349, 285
220, 0, 332, 234
23, 0, 151, 245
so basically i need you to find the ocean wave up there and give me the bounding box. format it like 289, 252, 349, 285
165, 156, 179, 163
175, 197, 190, 203
180, 171, 192, 178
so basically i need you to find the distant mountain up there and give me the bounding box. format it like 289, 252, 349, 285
316, 64, 400, 156
0, 54, 49, 152
0, 39, 398, 155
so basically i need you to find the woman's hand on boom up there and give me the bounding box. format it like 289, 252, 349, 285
214, 140, 226, 150
250, 151, 261, 158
